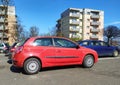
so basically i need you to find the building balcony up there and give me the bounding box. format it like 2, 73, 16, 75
70, 21, 80, 25
0, 27, 8, 31
72, 34, 80, 38
69, 27, 80, 32
90, 21, 100, 26
0, 27, 3, 30
90, 35, 98, 40
69, 13, 80, 18
91, 15, 100, 19
0, 19, 8, 23
0, 11, 5, 15
0, 34, 8, 38
90, 28, 99, 33
0, 19, 4, 22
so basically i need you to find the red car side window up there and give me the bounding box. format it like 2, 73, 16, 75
33, 38, 53, 46
54, 38, 77, 48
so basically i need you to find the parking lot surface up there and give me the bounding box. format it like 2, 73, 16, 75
0, 54, 120, 85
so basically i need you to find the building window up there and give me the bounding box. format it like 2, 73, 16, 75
70, 11, 79, 14
92, 33, 97, 36
71, 18, 77, 22
80, 12, 82, 14
87, 26, 89, 29
72, 26, 77, 29
80, 19, 82, 22
86, 33, 89, 36
87, 19, 90, 21
87, 12, 90, 15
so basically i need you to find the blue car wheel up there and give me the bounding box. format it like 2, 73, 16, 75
113, 50, 119, 57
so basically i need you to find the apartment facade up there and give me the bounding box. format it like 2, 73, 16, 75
56, 8, 104, 41
0, 5, 17, 45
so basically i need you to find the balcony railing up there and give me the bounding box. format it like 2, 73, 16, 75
0, 19, 4, 22
0, 27, 8, 30
69, 28, 80, 32
90, 35, 98, 40
0, 34, 7, 38
91, 21, 100, 26
0, 11, 5, 14
0, 27, 3, 30
69, 13, 80, 18
91, 15, 100, 19
70, 21, 80, 25
90, 28, 99, 33
72, 34, 80, 38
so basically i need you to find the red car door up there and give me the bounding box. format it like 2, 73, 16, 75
33, 38, 56, 66
53, 38, 81, 65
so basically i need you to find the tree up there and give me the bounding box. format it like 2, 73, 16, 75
8, 16, 27, 42
29, 26, 39, 37
16, 23, 29, 42
0, 0, 14, 6
13, 17, 29, 42
0, 0, 14, 42
40, 26, 57, 36
48, 26, 57, 36
56, 28, 64, 37
10, 24, 17, 41
104, 25, 120, 44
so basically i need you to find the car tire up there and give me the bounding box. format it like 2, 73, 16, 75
23, 58, 41, 75
113, 50, 119, 57
82, 55, 94, 68
0, 50, 4, 53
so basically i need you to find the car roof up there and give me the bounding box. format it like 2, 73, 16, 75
29, 36, 73, 41
30, 36, 67, 39
80, 40, 103, 42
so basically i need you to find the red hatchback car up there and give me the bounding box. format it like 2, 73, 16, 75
12, 36, 98, 74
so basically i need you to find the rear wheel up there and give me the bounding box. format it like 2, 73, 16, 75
113, 50, 119, 57
82, 55, 94, 68
23, 58, 41, 75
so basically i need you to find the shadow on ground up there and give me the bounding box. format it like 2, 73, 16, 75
10, 65, 82, 75
10, 66, 24, 74
7, 59, 12, 64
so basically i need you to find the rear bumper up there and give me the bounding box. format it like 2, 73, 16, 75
12, 53, 25, 68
12, 59, 23, 68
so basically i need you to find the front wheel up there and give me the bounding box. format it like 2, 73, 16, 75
23, 58, 41, 75
82, 55, 94, 68
113, 50, 119, 57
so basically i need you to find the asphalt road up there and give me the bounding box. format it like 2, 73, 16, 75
0, 54, 120, 85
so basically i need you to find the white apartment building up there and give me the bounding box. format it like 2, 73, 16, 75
56, 8, 104, 41
0, 5, 17, 45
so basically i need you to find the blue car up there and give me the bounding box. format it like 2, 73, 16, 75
78, 40, 119, 57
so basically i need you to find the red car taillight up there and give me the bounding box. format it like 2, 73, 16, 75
10, 48, 15, 52
15, 46, 23, 53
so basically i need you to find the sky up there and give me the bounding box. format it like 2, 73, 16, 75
14, 0, 120, 34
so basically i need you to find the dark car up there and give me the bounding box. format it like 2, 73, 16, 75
78, 40, 119, 57
6, 42, 20, 59
117, 45, 120, 53
12, 36, 98, 75
0, 42, 10, 53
